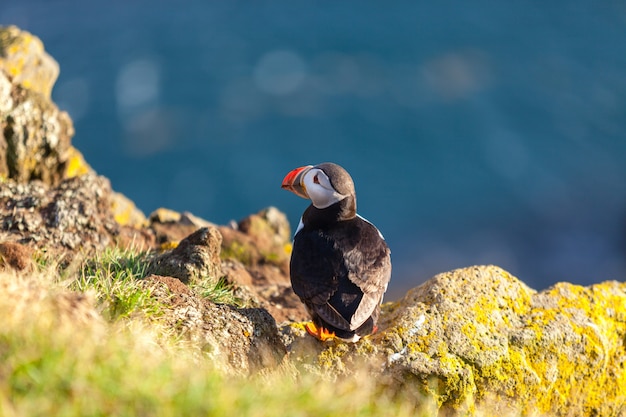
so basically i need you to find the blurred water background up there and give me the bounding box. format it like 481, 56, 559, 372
2, 1, 625, 298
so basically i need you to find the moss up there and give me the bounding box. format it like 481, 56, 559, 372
220, 241, 254, 265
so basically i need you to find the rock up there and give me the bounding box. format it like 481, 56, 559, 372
237, 206, 291, 257
378, 266, 533, 412
63, 146, 93, 178
143, 274, 286, 374
145, 227, 222, 285
218, 208, 308, 323
221, 259, 308, 324
221, 206, 291, 269
0, 26, 59, 98
285, 265, 626, 416
0, 173, 154, 256
147, 207, 307, 323
255, 282, 309, 323
0, 26, 74, 186
110, 190, 148, 228
0, 26, 149, 233
0, 241, 34, 272
218, 207, 291, 287
148, 208, 217, 247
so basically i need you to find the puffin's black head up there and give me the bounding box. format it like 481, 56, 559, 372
282, 162, 357, 218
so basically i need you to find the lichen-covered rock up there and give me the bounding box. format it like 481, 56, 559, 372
237, 206, 291, 261
0, 26, 59, 98
63, 146, 93, 179
143, 274, 287, 374
146, 227, 223, 285
219, 207, 290, 271
110, 190, 148, 228
285, 265, 626, 416
0, 26, 74, 186
0, 173, 154, 255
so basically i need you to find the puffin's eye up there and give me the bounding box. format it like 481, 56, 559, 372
313, 174, 320, 184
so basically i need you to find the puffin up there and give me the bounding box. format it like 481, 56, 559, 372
281, 162, 391, 342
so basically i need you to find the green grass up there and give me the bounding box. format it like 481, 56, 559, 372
70, 247, 158, 321
190, 276, 243, 307
0, 247, 429, 417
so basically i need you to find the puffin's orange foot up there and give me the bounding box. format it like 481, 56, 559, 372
305, 322, 336, 341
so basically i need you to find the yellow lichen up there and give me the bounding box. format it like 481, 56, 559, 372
110, 191, 148, 228
386, 268, 626, 415
159, 241, 180, 251
0, 26, 59, 98
283, 242, 292, 255
64, 146, 91, 178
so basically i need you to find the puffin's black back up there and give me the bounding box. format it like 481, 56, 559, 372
290, 209, 391, 339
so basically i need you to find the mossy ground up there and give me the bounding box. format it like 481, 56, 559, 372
0, 247, 425, 417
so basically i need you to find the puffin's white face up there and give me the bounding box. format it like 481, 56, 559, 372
301, 167, 348, 209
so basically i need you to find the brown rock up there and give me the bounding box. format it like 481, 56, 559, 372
237, 206, 291, 258
143, 274, 287, 374
221, 259, 308, 324
218, 207, 292, 281
0, 241, 34, 271
146, 207, 307, 323
148, 208, 216, 246
0, 173, 153, 256
145, 227, 223, 285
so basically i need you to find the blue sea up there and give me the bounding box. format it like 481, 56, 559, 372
2, 1, 626, 298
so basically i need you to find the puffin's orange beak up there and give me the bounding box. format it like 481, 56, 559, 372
281, 165, 313, 199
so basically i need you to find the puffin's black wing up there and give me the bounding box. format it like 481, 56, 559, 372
290, 216, 391, 332
342, 216, 391, 328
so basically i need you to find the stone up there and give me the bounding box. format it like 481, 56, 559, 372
0, 26, 59, 98
0, 173, 154, 256
285, 265, 626, 416
143, 274, 287, 374
0, 241, 34, 272
237, 206, 291, 257
218, 207, 291, 284
221, 258, 308, 324
110, 190, 148, 228
63, 146, 93, 178
217, 207, 308, 323
231, 206, 292, 269
145, 227, 223, 285
146, 207, 307, 322
0, 26, 74, 186
148, 208, 217, 246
